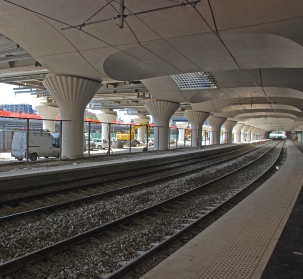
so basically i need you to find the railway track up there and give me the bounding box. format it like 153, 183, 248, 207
0, 142, 269, 219
0, 140, 283, 278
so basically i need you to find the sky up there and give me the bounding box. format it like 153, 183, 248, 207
0, 83, 39, 105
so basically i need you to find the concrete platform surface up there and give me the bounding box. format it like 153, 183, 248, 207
141, 140, 303, 279
261, 141, 303, 279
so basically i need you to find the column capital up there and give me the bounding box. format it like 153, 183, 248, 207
134, 117, 150, 125
96, 112, 117, 123
34, 105, 60, 119
34, 105, 60, 132
175, 122, 188, 129
241, 125, 251, 133
233, 123, 245, 133
207, 116, 226, 130
222, 120, 237, 131
43, 75, 101, 112
144, 100, 180, 120
185, 110, 210, 127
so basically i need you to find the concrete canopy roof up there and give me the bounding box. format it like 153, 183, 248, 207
0, 0, 303, 131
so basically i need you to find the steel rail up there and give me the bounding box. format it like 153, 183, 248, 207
0, 142, 270, 222
0, 143, 265, 206
0, 141, 281, 277
105, 141, 284, 279
0, 144, 252, 197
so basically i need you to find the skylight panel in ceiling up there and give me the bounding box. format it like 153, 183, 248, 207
171, 72, 218, 90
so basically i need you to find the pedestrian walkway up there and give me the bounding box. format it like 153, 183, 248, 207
142, 140, 303, 279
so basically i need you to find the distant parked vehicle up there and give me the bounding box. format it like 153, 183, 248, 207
85, 133, 96, 150
147, 139, 154, 146
92, 138, 109, 149
11, 130, 60, 161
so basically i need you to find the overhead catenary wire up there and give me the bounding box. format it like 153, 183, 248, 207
106, 0, 186, 73
107, 0, 231, 101
83, 0, 114, 26
3, 0, 284, 130
61, 0, 201, 31
3, 0, 168, 77
185, 0, 278, 123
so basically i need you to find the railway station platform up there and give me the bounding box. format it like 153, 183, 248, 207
142, 139, 303, 279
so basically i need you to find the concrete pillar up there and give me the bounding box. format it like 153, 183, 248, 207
257, 129, 262, 140
246, 126, 254, 142
259, 129, 265, 140
255, 129, 261, 140
184, 110, 210, 147
175, 122, 188, 142
251, 127, 258, 141
134, 116, 150, 142
241, 125, 250, 142
295, 131, 299, 141
222, 120, 237, 143
255, 128, 260, 141
43, 74, 100, 159
298, 132, 302, 142
207, 116, 226, 145
96, 112, 117, 140
144, 100, 180, 150
233, 123, 245, 143
34, 105, 60, 132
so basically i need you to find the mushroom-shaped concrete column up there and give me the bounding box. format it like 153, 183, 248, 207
175, 122, 188, 142
34, 105, 60, 132
260, 129, 265, 140
257, 129, 264, 140
250, 127, 258, 141
222, 120, 237, 143
246, 126, 255, 142
298, 132, 302, 142
96, 111, 117, 140
241, 125, 250, 142
254, 129, 260, 140
133, 116, 150, 142
233, 123, 245, 143
144, 100, 180, 150
43, 74, 101, 159
184, 110, 209, 147
207, 116, 226, 145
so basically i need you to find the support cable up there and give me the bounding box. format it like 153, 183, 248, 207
109, 0, 232, 99
61, 1, 201, 31
186, 0, 277, 116
106, 0, 187, 77
3, 0, 168, 76
207, 0, 218, 35
83, 0, 114, 25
